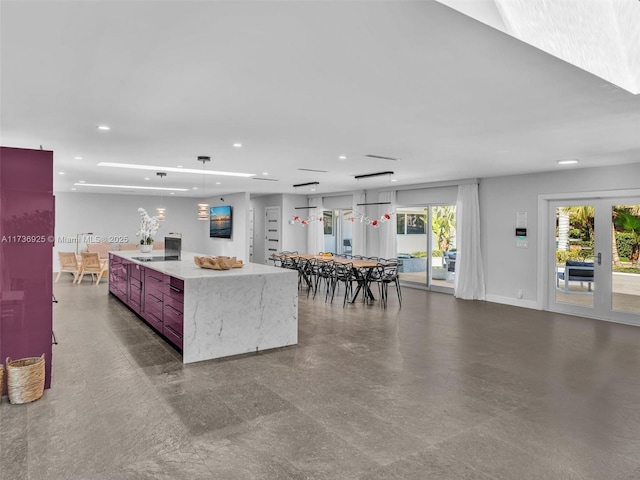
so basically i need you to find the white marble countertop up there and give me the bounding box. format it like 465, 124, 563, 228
111, 250, 291, 280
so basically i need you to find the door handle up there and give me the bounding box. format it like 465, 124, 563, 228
597, 252, 602, 265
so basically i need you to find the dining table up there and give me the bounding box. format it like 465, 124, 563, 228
270, 254, 383, 303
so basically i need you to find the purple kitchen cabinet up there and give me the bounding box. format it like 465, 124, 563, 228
163, 278, 183, 350
109, 254, 128, 302
0, 147, 54, 394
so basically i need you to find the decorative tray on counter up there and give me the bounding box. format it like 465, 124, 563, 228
194, 256, 244, 270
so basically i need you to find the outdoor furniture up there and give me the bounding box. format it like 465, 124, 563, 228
556, 260, 594, 293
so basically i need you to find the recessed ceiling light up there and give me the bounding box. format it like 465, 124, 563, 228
339, 155, 347, 160
557, 159, 579, 165
170, 192, 175, 195
192, 187, 198, 190
233, 143, 242, 148
71, 188, 77, 191
177, 165, 183, 168
144, 177, 150, 180
391, 179, 398, 182
97, 125, 110, 131
310, 188, 316, 192
97, 162, 255, 178
58, 171, 65, 175
263, 172, 269, 175
73, 183, 189, 191
78, 180, 86, 183
215, 182, 221, 185
74, 156, 82, 160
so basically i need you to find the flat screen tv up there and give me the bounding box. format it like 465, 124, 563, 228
210, 205, 232, 239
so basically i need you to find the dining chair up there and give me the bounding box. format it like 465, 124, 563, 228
77, 252, 108, 285
373, 263, 402, 308
313, 259, 335, 301
330, 262, 355, 307
297, 257, 315, 294
55, 252, 82, 283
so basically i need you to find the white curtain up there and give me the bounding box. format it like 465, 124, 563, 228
454, 183, 486, 300
352, 191, 366, 256
378, 190, 397, 260
307, 196, 324, 254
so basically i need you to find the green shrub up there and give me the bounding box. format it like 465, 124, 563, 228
616, 232, 636, 259
569, 228, 582, 239
411, 251, 427, 258
431, 250, 443, 257
556, 250, 583, 263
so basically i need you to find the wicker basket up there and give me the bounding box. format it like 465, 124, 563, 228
6, 355, 45, 404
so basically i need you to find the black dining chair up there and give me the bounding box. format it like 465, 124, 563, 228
297, 257, 315, 294
372, 263, 402, 308
313, 259, 335, 302
330, 262, 355, 307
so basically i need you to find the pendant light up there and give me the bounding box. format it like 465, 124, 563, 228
156, 172, 166, 221
197, 156, 211, 220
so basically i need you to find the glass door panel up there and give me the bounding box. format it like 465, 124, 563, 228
611, 204, 640, 315
553, 204, 595, 308
396, 207, 428, 286
395, 204, 456, 294
431, 205, 456, 291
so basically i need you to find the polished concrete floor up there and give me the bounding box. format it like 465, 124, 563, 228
2, 277, 640, 479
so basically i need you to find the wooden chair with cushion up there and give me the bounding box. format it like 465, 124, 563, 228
77, 252, 108, 285
56, 252, 82, 283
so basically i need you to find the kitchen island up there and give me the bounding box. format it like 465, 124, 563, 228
109, 250, 298, 363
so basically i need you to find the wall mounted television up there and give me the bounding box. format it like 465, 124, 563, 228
210, 205, 232, 239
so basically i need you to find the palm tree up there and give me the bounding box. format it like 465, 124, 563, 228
615, 211, 640, 266
432, 206, 456, 252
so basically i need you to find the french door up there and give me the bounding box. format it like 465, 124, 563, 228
548, 197, 640, 326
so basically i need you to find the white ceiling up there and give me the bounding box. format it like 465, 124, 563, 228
2, 0, 640, 198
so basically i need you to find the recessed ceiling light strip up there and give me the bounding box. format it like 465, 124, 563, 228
97, 162, 255, 177
73, 183, 189, 191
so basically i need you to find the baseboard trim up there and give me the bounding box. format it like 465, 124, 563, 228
485, 295, 541, 310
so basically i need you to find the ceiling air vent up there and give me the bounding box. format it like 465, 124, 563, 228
365, 154, 399, 161
252, 177, 279, 182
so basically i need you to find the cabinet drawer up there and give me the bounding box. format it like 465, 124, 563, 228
144, 295, 163, 316
143, 308, 163, 330
163, 303, 183, 335
166, 277, 184, 300
163, 324, 183, 350
145, 271, 167, 295
130, 263, 142, 280
144, 291, 164, 309
163, 294, 183, 314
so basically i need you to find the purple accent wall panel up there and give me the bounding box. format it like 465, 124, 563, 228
0, 146, 54, 394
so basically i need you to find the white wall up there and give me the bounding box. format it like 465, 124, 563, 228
480, 163, 640, 306
202, 192, 250, 261
250, 194, 308, 264
281, 194, 309, 253
54, 192, 204, 268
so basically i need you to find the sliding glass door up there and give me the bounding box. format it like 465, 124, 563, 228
396, 205, 456, 293
323, 208, 353, 255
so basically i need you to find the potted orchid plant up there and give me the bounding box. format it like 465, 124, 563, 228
136, 207, 160, 253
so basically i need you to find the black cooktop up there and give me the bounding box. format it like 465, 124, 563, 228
131, 256, 180, 262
